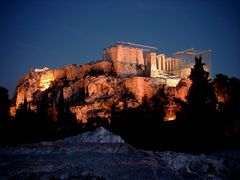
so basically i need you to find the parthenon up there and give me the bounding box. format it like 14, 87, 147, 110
103, 42, 211, 85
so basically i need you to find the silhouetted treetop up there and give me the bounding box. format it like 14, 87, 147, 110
189, 56, 209, 81
0, 86, 10, 122
187, 56, 216, 109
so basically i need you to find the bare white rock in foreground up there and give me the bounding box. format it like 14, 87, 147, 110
0, 127, 239, 179
59, 126, 125, 144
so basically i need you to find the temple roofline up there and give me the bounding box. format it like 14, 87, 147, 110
174, 48, 211, 56
105, 41, 158, 52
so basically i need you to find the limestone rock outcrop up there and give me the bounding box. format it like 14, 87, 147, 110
124, 77, 163, 103
11, 61, 138, 122
11, 59, 191, 123
175, 78, 192, 102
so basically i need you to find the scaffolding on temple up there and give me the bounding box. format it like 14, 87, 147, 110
108, 41, 158, 52
173, 48, 212, 74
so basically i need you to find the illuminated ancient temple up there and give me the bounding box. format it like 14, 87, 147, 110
103, 42, 211, 85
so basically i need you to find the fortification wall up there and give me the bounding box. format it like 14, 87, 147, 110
117, 46, 144, 64
113, 61, 138, 76
90, 61, 113, 73
124, 77, 158, 103
104, 47, 119, 75
124, 77, 168, 103
65, 61, 113, 81
146, 52, 159, 77
104, 45, 146, 76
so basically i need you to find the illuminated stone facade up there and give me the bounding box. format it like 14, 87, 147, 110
103, 42, 211, 86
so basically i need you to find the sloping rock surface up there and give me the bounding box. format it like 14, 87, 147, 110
58, 126, 125, 144
0, 127, 239, 179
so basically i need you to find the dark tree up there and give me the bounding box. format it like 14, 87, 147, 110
55, 88, 77, 128
0, 86, 10, 122
150, 85, 168, 121
187, 56, 216, 113
12, 98, 41, 143
35, 91, 53, 130
0, 87, 11, 144
110, 86, 171, 150
213, 74, 240, 147
179, 56, 219, 152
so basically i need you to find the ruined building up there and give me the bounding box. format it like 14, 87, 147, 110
103, 42, 211, 86
11, 42, 212, 122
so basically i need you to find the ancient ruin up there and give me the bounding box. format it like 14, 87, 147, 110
103, 42, 211, 86
11, 42, 211, 122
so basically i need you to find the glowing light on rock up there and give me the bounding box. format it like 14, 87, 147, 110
10, 106, 16, 117
165, 115, 176, 121
217, 96, 224, 103
216, 93, 229, 104
15, 89, 25, 109
39, 76, 54, 91
164, 105, 177, 121
164, 112, 176, 121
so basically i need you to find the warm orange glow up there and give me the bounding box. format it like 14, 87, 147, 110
216, 94, 228, 103
15, 89, 25, 109
163, 103, 179, 122
164, 114, 176, 121
166, 116, 176, 121
10, 106, 16, 117
39, 75, 54, 91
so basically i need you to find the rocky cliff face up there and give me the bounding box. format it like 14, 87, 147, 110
11, 60, 190, 123
175, 78, 192, 102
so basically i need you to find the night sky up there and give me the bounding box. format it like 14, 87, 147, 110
1, 0, 240, 97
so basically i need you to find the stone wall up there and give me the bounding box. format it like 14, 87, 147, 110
103, 45, 145, 76
65, 64, 83, 80
124, 77, 166, 103
104, 44, 188, 79
91, 61, 113, 73
146, 52, 158, 77
103, 46, 119, 74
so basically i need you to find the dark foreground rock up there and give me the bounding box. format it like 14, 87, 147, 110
0, 127, 239, 179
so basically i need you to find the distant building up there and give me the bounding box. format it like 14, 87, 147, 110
103, 42, 211, 86
34, 67, 49, 73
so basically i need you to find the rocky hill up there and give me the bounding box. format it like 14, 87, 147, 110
0, 127, 239, 179
10, 60, 191, 124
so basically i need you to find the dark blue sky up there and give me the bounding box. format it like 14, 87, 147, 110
1, 0, 240, 97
